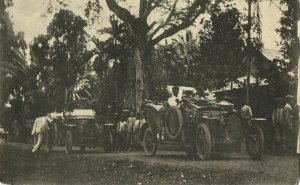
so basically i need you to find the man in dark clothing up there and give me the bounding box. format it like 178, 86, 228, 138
283, 95, 294, 154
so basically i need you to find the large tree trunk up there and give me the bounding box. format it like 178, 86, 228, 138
134, 45, 145, 113
134, 38, 149, 113
246, 0, 252, 105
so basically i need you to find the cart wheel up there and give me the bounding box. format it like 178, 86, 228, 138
80, 145, 86, 152
246, 125, 264, 160
143, 127, 157, 156
65, 130, 72, 154
196, 123, 212, 160
103, 130, 113, 153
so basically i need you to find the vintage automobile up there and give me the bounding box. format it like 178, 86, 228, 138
63, 109, 101, 154
141, 96, 265, 160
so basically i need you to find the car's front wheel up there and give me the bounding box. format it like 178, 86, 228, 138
196, 123, 212, 160
143, 127, 158, 156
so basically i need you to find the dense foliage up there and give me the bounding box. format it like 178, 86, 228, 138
30, 10, 91, 113
273, 0, 298, 96
0, 0, 29, 139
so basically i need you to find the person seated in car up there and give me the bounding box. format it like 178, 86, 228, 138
182, 90, 194, 99
193, 86, 208, 104
168, 86, 180, 107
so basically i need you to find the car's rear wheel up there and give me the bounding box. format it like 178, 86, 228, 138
143, 127, 157, 156
246, 125, 264, 160
65, 130, 72, 154
196, 124, 212, 160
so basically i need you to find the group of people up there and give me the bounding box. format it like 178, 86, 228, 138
168, 86, 208, 107
272, 95, 298, 155
117, 111, 145, 151
29, 85, 299, 157
108, 110, 146, 152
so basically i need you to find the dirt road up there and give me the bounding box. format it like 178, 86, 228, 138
0, 143, 298, 185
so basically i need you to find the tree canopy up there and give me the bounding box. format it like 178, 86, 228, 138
30, 9, 91, 112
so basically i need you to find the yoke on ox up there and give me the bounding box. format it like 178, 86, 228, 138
142, 98, 265, 160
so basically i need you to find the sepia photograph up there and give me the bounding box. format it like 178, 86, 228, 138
0, 0, 300, 184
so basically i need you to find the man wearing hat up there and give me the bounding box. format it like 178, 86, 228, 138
31, 113, 53, 156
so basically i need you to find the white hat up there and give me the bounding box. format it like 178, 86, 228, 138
286, 95, 294, 99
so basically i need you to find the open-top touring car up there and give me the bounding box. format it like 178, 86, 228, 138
141, 94, 265, 160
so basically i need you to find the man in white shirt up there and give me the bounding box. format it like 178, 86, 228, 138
117, 110, 129, 151
132, 112, 146, 149
168, 86, 180, 107
31, 114, 53, 155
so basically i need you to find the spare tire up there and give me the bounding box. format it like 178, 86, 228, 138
165, 106, 183, 140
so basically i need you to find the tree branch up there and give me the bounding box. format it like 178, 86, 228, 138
105, 0, 135, 26
148, 0, 178, 40
142, 0, 162, 19
139, 0, 148, 18
150, 0, 207, 46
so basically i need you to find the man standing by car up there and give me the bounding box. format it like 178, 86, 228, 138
168, 86, 180, 107
117, 110, 129, 151
283, 95, 294, 154
31, 113, 53, 156
272, 100, 285, 154
127, 110, 136, 150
